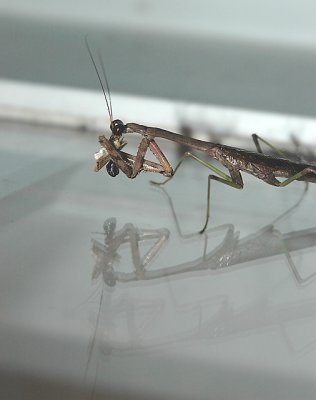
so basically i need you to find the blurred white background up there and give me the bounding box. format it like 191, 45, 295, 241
0, 0, 315, 116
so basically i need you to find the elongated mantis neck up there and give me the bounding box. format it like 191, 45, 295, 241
124, 122, 219, 156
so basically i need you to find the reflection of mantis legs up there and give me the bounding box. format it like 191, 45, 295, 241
274, 228, 316, 285
158, 184, 316, 284
92, 219, 170, 285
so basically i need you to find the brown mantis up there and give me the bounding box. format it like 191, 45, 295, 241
87, 39, 316, 233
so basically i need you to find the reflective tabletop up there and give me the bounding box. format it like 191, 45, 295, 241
1, 120, 316, 400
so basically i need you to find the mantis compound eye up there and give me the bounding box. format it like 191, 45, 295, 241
110, 119, 124, 136
106, 160, 120, 177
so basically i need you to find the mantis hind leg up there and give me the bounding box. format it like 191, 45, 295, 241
277, 167, 316, 187
252, 134, 288, 158
151, 152, 243, 233
253, 134, 316, 192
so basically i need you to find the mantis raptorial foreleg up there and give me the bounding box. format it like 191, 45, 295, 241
98, 135, 133, 177
97, 135, 173, 176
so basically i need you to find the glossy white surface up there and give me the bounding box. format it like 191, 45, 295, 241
1, 113, 316, 399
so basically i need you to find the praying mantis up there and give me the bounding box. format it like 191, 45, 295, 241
87, 39, 316, 233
